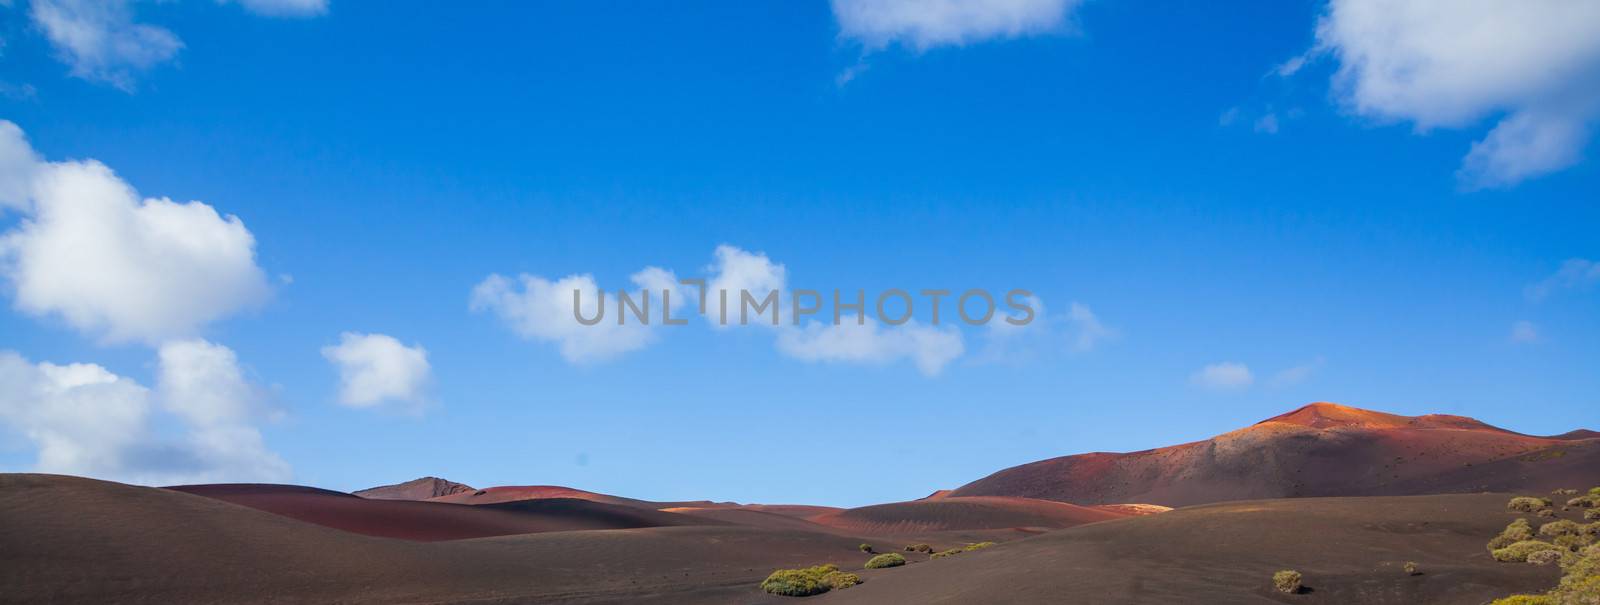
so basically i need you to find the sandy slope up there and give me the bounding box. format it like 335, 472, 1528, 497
952, 402, 1600, 506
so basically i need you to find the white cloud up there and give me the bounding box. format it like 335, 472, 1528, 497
1510, 320, 1540, 344
705, 244, 786, 327
0, 120, 271, 344
28, 0, 328, 90
1267, 357, 1323, 387
1309, 0, 1600, 187
1190, 362, 1253, 390
777, 315, 964, 376
1063, 302, 1112, 352
1253, 113, 1280, 134
28, 0, 183, 90
155, 339, 289, 482
320, 332, 432, 409
470, 271, 665, 363
832, 0, 1083, 52
1525, 258, 1600, 301
225, 0, 329, 18
0, 344, 289, 485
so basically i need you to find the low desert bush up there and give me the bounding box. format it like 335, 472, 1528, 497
1528, 550, 1564, 566
1541, 520, 1582, 538
1489, 596, 1555, 605
820, 571, 861, 590
1555, 489, 1580, 496
931, 549, 963, 559
1568, 495, 1600, 508
859, 543, 873, 553
865, 553, 906, 569
761, 569, 830, 597
1554, 534, 1590, 552
1586, 509, 1600, 521
1537, 509, 1557, 518
1493, 540, 1561, 563
1273, 570, 1302, 594
1491, 519, 1538, 551
963, 541, 997, 551
1510, 497, 1555, 513
904, 543, 931, 553
1590, 487, 1600, 497
1403, 561, 1420, 576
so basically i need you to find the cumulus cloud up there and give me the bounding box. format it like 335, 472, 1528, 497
0, 343, 289, 484
474, 245, 995, 376
1525, 258, 1600, 301
470, 269, 673, 363
321, 332, 432, 409
0, 121, 271, 344
1509, 320, 1540, 344
27, 0, 328, 89
1190, 362, 1253, 390
832, 0, 1083, 52
777, 315, 964, 376
1308, 0, 1600, 187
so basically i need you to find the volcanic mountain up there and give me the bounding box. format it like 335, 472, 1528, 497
950, 402, 1600, 507
351, 476, 474, 500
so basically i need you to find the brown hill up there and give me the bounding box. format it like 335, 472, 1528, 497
351, 476, 474, 500
951, 402, 1600, 507
426, 484, 735, 510
168, 483, 712, 541
2, 474, 871, 604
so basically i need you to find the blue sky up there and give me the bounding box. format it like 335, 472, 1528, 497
1, 1, 1598, 507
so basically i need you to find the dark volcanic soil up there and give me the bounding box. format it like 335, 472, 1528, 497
819, 493, 1567, 604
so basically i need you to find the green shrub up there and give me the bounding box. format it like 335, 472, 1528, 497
1554, 534, 1590, 552
1403, 561, 1420, 576
1541, 520, 1583, 538
964, 541, 997, 551
1590, 487, 1600, 497
1555, 489, 1580, 496
1568, 495, 1600, 508
1494, 540, 1561, 563
761, 569, 829, 597
1528, 550, 1564, 566
931, 549, 963, 559
1511, 497, 1555, 513
1273, 570, 1302, 594
1489, 595, 1555, 605
904, 543, 931, 553
1586, 509, 1600, 521
1491, 519, 1538, 551
859, 543, 873, 553
820, 571, 861, 590
864, 553, 906, 569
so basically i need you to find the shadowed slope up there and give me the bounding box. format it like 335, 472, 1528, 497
952, 402, 1600, 506
427, 484, 735, 511
169, 483, 713, 541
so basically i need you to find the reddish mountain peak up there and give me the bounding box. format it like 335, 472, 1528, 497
1256, 402, 1504, 432
353, 476, 475, 501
